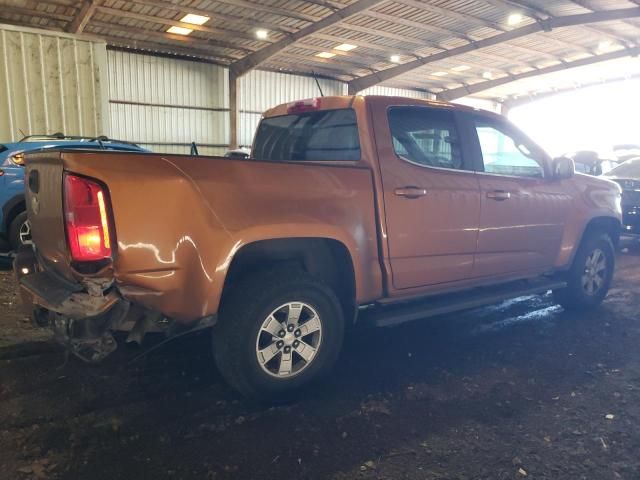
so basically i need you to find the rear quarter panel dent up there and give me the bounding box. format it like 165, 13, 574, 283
62, 152, 382, 322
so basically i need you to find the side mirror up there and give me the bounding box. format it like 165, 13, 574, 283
552, 156, 574, 180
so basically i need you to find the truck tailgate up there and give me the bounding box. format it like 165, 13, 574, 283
24, 151, 76, 281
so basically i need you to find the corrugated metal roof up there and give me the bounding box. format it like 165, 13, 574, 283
0, 0, 638, 102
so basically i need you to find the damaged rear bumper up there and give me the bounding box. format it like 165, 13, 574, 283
14, 248, 216, 362
14, 247, 131, 361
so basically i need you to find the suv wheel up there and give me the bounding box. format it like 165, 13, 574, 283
9, 212, 32, 251
213, 270, 344, 400
553, 232, 615, 310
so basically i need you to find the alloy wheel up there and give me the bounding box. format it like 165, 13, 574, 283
255, 302, 322, 378
19, 220, 32, 246
582, 248, 607, 296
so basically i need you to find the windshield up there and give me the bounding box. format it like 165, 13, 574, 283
605, 159, 640, 178
253, 108, 360, 161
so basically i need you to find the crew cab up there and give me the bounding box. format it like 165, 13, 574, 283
15, 96, 622, 399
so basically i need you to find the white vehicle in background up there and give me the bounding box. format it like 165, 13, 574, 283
224, 147, 251, 159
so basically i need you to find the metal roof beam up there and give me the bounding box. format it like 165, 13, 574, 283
94, 5, 264, 43
492, 0, 638, 48
67, 0, 98, 34
400, 0, 594, 59
436, 46, 640, 101
89, 20, 251, 56
229, 0, 386, 77
126, 0, 298, 35
502, 71, 640, 109
347, 7, 640, 93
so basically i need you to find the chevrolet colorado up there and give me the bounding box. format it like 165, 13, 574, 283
15, 95, 622, 398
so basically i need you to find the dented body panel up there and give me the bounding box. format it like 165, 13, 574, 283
23, 149, 382, 323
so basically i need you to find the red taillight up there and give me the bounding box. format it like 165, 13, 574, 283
287, 98, 321, 114
64, 173, 113, 262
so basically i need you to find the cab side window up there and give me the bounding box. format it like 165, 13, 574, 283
388, 107, 465, 170
475, 120, 544, 178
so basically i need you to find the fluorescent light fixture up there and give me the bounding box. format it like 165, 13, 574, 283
335, 43, 357, 52
432, 71, 448, 76
390, 54, 401, 63
597, 40, 615, 52
316, 51, 336, 59
167, 26, 193, 35
256, 29, 269, 40
180, 13, 210, 25
451, 65, 471, 72
507, 13, 523, 25
482, 71, 493, 79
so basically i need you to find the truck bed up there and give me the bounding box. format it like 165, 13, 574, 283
24, 150, 383, 322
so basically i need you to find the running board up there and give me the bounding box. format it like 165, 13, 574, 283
361, 278, 567, 328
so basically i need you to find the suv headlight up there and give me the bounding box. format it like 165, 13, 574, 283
10, 153, 25, 166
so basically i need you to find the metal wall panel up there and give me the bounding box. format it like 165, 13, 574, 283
107, 50, 229, 156
238, 69, 347, 146
0, 23, 107, 142
106, 50, 439, 152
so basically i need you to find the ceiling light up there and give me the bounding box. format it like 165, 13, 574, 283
390, 54, 401, 63
335, 43, 357, 52
507, 13, 523, 25
483, 71, 493, 79
451, 65, 471, 72
316, 51, 336, 59
597, 40, 615, 52
256, 29, 269, 40
167, 26, 193, 35
179, 13, 210, 25
432, 71, 448, 77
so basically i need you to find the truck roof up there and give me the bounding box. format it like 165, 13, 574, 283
262, 95, 499, 119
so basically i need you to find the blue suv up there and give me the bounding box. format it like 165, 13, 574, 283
0, 134, 148, 251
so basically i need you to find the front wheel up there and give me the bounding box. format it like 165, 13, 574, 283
212, 270, 344, 400
9, 212, 31, 251
553, 232, 615, 310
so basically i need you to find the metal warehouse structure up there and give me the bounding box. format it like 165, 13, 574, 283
0, 0, 639, 150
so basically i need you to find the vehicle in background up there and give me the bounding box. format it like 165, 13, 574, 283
613, 144, 640, 163
16, 96, 622, 399
224, 147, 251, 159
568, 150, 619, 176
604, 158, 640, 237
0, 134, 148, 251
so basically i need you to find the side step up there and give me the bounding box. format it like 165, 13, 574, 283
361, 278, 567, 328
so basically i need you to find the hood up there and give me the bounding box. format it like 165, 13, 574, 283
574, 172, 622, 190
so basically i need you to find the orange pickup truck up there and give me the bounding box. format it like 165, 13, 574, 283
16, 95, 622, 399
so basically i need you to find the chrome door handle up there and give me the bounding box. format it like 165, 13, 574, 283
486, 190, 511, 201
395, 187, 427, 199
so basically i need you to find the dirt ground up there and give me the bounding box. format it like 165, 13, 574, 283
1, 244, 640, 480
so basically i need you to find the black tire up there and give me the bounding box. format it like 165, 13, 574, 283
212, 269, 345, 400
553, 232, 615, 310
8, 211, 30, 251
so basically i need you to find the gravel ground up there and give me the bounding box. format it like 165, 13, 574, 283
1, 243, 640, 480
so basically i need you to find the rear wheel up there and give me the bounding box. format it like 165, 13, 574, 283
553, 232, 615, 310
212, 270, 344, 400
9, 212, 31, 251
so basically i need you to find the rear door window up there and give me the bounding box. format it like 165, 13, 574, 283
253, 108, 360, 161
388, 106, 466, 170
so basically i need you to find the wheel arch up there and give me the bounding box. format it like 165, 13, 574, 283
565, 216, 621, 269
2, 194, 25, 233
220, 237, 358, 323
582, 216, 621, 249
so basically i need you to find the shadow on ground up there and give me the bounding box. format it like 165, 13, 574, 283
1, 249, 640, 479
